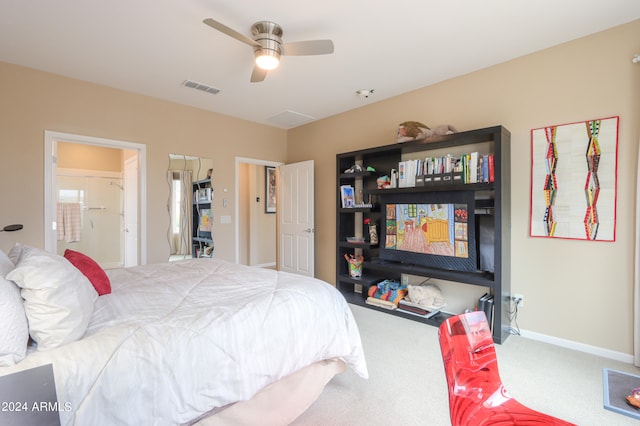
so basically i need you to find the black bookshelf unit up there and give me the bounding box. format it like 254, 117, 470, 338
336, 125, 511, 343
192, 178, 214, 258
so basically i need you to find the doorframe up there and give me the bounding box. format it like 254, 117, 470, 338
234, 157, 283, 264
44, 131, 147, 264
123, 155, 138, 267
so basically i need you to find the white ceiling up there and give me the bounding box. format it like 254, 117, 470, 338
1, 1, 639, 129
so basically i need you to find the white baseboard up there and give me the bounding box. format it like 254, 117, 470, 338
254, 262, 276, 269
520, 328, 634, 364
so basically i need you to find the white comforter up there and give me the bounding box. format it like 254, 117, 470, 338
1, 259, 368, 425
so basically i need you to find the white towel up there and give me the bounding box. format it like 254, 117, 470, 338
57, 203, 82, 242
63, 203, 82, 242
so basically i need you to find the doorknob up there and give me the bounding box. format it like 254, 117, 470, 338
303, 228, 315, 233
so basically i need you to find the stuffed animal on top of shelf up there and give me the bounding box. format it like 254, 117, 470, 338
396, 121, 458, 143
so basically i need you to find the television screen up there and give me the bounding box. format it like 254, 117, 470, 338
379, 191, 477, 272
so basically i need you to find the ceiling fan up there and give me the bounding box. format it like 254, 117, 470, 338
203, 18, 334, 82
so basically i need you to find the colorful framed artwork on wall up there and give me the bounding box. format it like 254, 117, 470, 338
530, 116, 619, 241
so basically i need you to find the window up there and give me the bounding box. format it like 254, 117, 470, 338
171, 178, 181, 234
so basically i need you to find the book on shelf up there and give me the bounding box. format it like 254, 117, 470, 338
469, 152, 479, 183
391, 152, 496, 188
397, 299, 444, 319
398, 160, 417, 188
397, 308, 444, 320
488, 154, 495, 182
478, 292, 489, 312
365, 297, 397, 310
398, 161, 406, 187
486, 297, 495, 331
480, 154, 488, 183
477, 293, 494, 330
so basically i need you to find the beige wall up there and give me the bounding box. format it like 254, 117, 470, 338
0, 61, 287, 264
58, 142, 123, 172
287, 20, 640, 355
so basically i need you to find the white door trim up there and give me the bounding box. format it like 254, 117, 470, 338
123, 155, 138, 267
234, 157, 283, 264
44, 131, 147, 264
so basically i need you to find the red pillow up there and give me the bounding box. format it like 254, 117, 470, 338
63, 249, 111, 296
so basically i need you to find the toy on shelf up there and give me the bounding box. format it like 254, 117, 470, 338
344, 253, 364, 278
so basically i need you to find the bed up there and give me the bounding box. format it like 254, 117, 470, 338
0, 244, 368, 425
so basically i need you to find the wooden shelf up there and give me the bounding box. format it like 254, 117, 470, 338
193, 237, 213, 244
339, 207, 375, 213
341, 291, 454, 328
366, 182, 493, 194
338, 242, 378, 249
364, 259, 494, 287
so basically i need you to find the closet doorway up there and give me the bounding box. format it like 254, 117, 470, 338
235, 157, 282, 267
44, 131, 147, 267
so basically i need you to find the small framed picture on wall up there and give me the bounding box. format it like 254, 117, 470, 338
265, 166, 276, 213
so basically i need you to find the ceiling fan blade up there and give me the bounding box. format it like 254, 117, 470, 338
203, 18, 260, 48
250, 66, 267, 83
282, 40, 334, 56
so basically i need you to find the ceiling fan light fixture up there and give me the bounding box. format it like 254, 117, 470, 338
203, 18, 333, 82
255, 49, 280, 70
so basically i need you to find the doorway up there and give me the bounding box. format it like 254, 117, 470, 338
235, 157, 282, 267
44, 131, 147, 266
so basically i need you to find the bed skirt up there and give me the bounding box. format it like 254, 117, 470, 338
191, 359, 346, 425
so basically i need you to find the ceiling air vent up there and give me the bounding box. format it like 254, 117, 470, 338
266, 110, 315, 128
182, 80, 220, 95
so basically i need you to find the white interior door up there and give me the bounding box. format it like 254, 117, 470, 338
278, 160, 314, 277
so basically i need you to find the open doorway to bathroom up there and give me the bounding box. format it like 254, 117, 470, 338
44, 131, 147, 268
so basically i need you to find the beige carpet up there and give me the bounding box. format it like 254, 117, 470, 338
292, 304, 640, 426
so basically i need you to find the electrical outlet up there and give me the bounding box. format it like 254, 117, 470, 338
513, 293, 524, 308
401, 275, 408, 286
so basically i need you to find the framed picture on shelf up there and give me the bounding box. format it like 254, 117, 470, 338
198, 209, 213, 232
197, 187, 212, 203
340, 185, 355, 208
265, 166, 277, 214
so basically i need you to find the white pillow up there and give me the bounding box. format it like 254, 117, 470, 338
6, 244, 98, 351
0, 250, 28, 366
